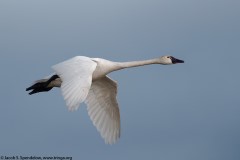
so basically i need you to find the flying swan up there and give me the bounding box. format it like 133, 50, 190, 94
26, 55, 184, 144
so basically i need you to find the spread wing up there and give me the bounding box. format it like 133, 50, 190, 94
85, 76, 120, 144
52, 56, 97, 111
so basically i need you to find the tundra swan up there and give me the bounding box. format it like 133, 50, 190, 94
26, 55, 184, 144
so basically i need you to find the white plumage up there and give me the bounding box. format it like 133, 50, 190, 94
26, 55, 184, 144
52, 56, 97, 111
85, 76, 120, 144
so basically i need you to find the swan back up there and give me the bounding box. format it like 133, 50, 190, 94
91, 58, 120, 80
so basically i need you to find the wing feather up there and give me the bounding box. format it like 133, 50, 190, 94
52, 56, 97, 111
85, 76, 120, 144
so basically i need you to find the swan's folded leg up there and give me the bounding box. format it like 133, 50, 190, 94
26, 75, 59, 95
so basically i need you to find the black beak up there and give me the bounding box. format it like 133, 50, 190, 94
171, 57, 184, 64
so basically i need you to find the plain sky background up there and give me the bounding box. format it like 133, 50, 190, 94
0, 0, 240, 159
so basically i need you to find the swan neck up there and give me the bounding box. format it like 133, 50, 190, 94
114, 58, 159, 70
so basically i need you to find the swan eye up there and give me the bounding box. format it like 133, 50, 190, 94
167, 56, 170, 58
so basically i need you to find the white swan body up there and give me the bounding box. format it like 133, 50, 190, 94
26, 55, 184, 144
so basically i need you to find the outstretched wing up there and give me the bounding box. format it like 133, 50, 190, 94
52, 56, 97, 111
85, 76, 120, 144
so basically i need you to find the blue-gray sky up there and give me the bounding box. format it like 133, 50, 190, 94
0, 0, 240, 159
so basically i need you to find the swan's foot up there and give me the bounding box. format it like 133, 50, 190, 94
26, 75, 59, 95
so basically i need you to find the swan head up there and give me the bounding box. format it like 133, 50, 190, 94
159, 56, 184, 65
